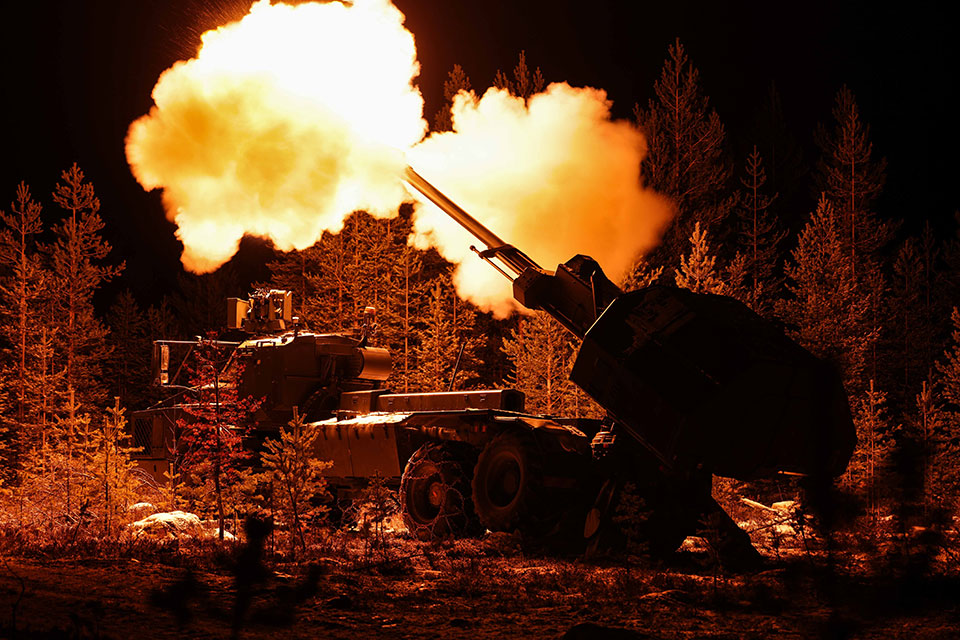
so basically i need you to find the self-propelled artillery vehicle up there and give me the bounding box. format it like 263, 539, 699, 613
131, 167, 855, 560
130, 289, 599, 542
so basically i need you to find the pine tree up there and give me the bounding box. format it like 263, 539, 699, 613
264, 245, 323, 326
171, 265, 239, 336
890, 239, 929, 405
620, 257, 664, 291
96, 398, 143, 536
47, 164, 123, 411
501, 312, 572, 415
634, 39, 734, 270
389, 243, 427, 392
842, 380, 897, 527
733, 146, 785, 313
106, 290, 150, 410
814, 86, 892, 278
433, 64, 473, 132
410, 276, 479, 392
493, 51, 545, 101
0, 182, 48, 464
146, 296, 178, 341
747, 83, 805, 220
260, 407, 331, 552
675, 222, 727, 295
778, 196, 874, 391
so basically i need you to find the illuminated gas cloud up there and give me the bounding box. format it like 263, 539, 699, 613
127, 0, 671, 315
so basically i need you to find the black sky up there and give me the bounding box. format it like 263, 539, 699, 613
1, 0, 956, 305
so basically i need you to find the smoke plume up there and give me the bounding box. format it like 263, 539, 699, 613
127, 0, 672, 315
408, 84, 671, 315
126, 0, 425, 272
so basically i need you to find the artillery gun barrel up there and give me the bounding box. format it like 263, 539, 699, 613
403, 166, 542, 279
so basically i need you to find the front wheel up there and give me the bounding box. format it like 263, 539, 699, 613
399, 443, 478, 540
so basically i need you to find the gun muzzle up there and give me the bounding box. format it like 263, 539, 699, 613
403, 166, 542, 279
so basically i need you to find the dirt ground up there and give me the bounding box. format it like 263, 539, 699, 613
2, 533, 959, 640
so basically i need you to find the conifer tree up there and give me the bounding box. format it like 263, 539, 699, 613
0, 183, 47, 460
96, 398, 142, 536
675, 222, 726, 295
47, 164, 123, 411
814, 86, 891, 277
842, 380, 897, 526
410, 276, 479, 392
747, 83, 806, 223
890, 239, 930, 405
501, 312, 572, 415
390, 244, 427, 392
106, 290, 151, 410
778, 196, 874, 391
620, 257, 664, 291
146, 296, 178, 342
260, 407, 331, 552
733, 146, 785, 313
634, 39, 733, 270
264, 245, 323, 325
171, 265, 239, 335
493, 51, 545, 101
433, 64, 473, 132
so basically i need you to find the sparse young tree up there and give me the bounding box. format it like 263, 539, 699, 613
259, 407, 331, 552
675, 222, 726, 295
635, 39, 734, 271
842, 380, 897, 527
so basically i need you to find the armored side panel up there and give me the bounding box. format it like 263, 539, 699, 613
571, 286, 855, 480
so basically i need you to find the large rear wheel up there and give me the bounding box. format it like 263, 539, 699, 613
471, 431, 544, 533
399, 443, 478, 540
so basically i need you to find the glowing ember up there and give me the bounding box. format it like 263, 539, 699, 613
127, 0, 671, 315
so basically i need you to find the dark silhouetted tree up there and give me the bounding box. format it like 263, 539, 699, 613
734, 146, 785, 313
106, 290, 151, 409
433, 64, 473, 132
493, 50, 544, 101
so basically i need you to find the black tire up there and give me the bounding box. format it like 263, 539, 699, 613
399, 443, 478, 541
471, 430, 545, 533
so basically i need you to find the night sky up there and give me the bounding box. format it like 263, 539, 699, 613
1, 0, 956, 306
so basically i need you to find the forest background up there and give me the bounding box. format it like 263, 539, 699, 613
1, 42, 959, 540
